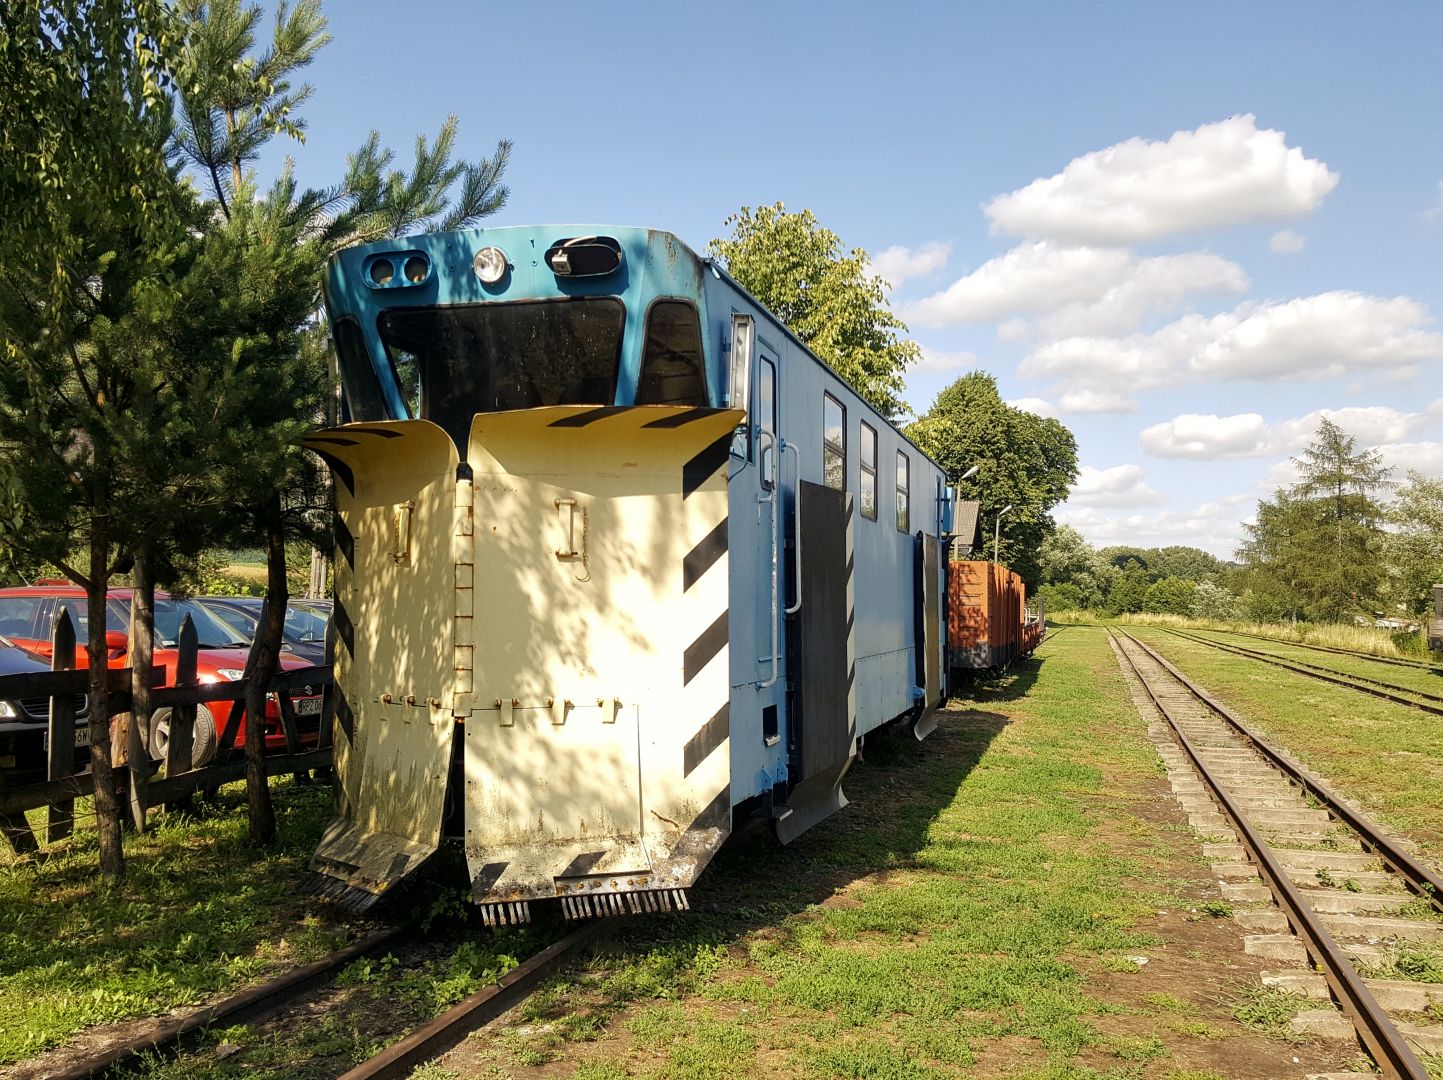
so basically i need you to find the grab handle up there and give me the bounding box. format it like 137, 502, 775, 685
758, 432, 780, 689
783, 440, 802, 616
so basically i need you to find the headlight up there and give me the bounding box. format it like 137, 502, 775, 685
216, 668, 246, 682
472, 246, 508, 284
0, 702, 17, 719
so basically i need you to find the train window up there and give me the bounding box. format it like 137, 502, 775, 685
758, 358, 776, 489
859, 422, 878, 520
896, 451, 910, 532
822, 394, 845, 491
637, 300, 707, 406
377, 298, 624, 448
332, 318, 389, 422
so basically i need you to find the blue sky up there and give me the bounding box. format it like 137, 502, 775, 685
280, 1, 1443, 557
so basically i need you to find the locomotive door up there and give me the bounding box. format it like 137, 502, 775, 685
777, 479, 856, 844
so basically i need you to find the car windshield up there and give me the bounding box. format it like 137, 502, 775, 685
284, 604, 329, 643
152, 600, 248, 648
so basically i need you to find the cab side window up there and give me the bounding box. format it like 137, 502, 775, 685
823, 394, 846, 491
637, 301, 707, 406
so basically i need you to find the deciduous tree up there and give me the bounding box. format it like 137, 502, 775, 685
709, 204, 919, 419
906, 372, 1078, 586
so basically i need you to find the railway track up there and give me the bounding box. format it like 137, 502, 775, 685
1158, 626, 1443, 718
1109, 628, 1443, 1078
38, 914, 609, 1080
1210, 627, 1443, 675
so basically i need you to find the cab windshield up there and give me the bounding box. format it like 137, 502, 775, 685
377, 299, 625, 447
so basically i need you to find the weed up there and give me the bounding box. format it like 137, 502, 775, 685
1198, 900, 1232, 918
1232, 986, 1306, 1039
1315, 867, 1337, 888
1110, 1034, 1167, 1061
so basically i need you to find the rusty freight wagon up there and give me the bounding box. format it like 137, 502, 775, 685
946, 560, 1044, 678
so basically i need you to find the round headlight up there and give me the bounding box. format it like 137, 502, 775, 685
369, 257, 395, 286
472, 246, 508, 284
404, 256, 429, 283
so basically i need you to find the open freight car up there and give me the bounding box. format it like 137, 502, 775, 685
302, 225, 954, 922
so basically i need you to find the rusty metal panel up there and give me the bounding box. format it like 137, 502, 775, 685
460, 405, 741, 908
302, 421, 460, 904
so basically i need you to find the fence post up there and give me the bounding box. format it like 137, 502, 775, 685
162, 616, 198, 814
45, 607, 79, 843
125, 557, 155, 832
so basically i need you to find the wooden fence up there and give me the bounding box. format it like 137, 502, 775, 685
0, 609, 334, 854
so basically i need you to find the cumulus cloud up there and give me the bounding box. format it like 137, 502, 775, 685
912, 348, 980, 374
906, 241, 1247, 334
1058, 494, 1254, 558
1139, 400, 1443, 460
1023, 291, 1443, 388
997, 317, 1031, 343
1068, 464, 1166, 508
1005, 397, 1059, 418
1269, 229, 1307, 254
1057, 389, 1137, 414
871, 242, 951, 289
984, 115, 1338, 244
1375, 442, 1443, 478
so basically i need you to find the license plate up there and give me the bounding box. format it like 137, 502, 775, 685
43, 727, 91, 751
295, 697, 323, 716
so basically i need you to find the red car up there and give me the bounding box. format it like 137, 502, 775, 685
0, 584, 324, 766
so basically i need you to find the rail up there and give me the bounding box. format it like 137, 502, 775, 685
1110, 628, 1431, 1078
1159, 626, 1443, 718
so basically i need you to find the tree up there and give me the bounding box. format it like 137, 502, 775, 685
1105, 566, 1151, 616
168, 0, 512, 844
1238, 419, 1391, 622
1037, 525, 1115, 609
1142, 576, 1196, 616
708, 204, 919, 418
907, 372, 1078, 586
1383, 470, 1443, 614
0, 0, 185, 877
1190, 580, 1243, 622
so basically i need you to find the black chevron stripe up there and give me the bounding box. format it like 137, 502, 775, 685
333, 512, 355, 571
549, 406, 629, 428
683, 518, 728, 591
682, 433, 731, 499
333, 595, 355, 656
642, 407, 725, 429
683, 703, 729, 776
309, 449, 355, 496
683, 612, 728, 686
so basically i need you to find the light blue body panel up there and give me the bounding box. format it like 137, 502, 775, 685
322, 224, 948, 818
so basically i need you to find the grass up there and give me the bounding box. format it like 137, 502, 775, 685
0, 778, 352, 1063
1125, 625, 1443, 857
453, 627, 1327, 1078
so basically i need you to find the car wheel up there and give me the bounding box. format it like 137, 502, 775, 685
148, 705, 220, 769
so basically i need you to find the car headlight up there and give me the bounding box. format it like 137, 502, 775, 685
216, 668, 247, 682
0, 701, 18, 719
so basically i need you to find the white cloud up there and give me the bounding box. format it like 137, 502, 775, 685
1068, 464, 1166, 508
1375, 442, 1443, 478
1139, 400, 1443, 460
1005, 397, 1059, 418
912, 348, 979, 374
871, 242, 951, 289
1058, 493, 1255, 558
1269, 229, 1307, 254
907, 241, 1247, 334
1023, 291, 1443, 388
1057, 389, 1136, 414
997, 318, 1031, 343
984, 115, 1339, 244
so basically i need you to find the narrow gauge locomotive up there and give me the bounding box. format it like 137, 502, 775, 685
304, 227, 953, 923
